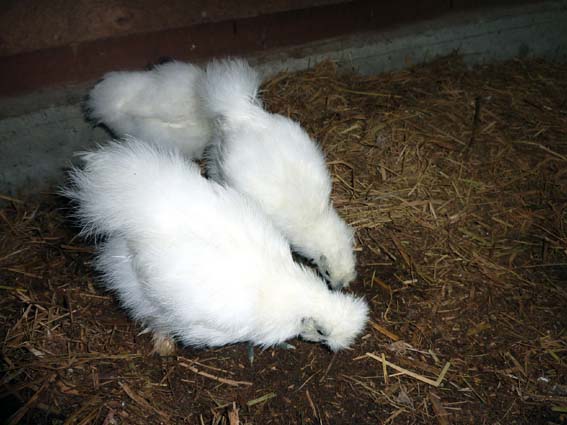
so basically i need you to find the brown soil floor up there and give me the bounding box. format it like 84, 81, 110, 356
1, 56, 566, 424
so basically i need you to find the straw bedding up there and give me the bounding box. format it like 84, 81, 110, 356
1, 55, 566, 424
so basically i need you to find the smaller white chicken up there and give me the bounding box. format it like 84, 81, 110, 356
87, 61, 211, 159
64, 139, 368, 354
200, 58, 357, 289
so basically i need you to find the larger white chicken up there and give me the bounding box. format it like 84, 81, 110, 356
64, 139, 368, 354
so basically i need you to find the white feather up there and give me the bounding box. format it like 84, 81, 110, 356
200, 59, 357, 289
87, 61, 211, 159
64, 139, 368, 351
199, 58, 263, 124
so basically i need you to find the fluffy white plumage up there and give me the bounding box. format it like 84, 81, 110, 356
87, 61, 211, 158
87, 58, 357, 288
64, 139, 368, 352
200, 59, 357, 289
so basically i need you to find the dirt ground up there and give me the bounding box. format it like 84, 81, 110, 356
1, 56, 566, 424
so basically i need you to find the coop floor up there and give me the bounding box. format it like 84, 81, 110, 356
1, 57, 566, 424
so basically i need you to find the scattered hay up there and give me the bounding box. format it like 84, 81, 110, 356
1, 55, 566, 424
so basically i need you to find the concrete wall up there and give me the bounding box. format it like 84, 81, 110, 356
1, 0, 566, 196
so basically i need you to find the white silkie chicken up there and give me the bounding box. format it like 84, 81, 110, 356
200, 59, 357, 289
64, 139, 368, 355
87, 61, 211, 159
